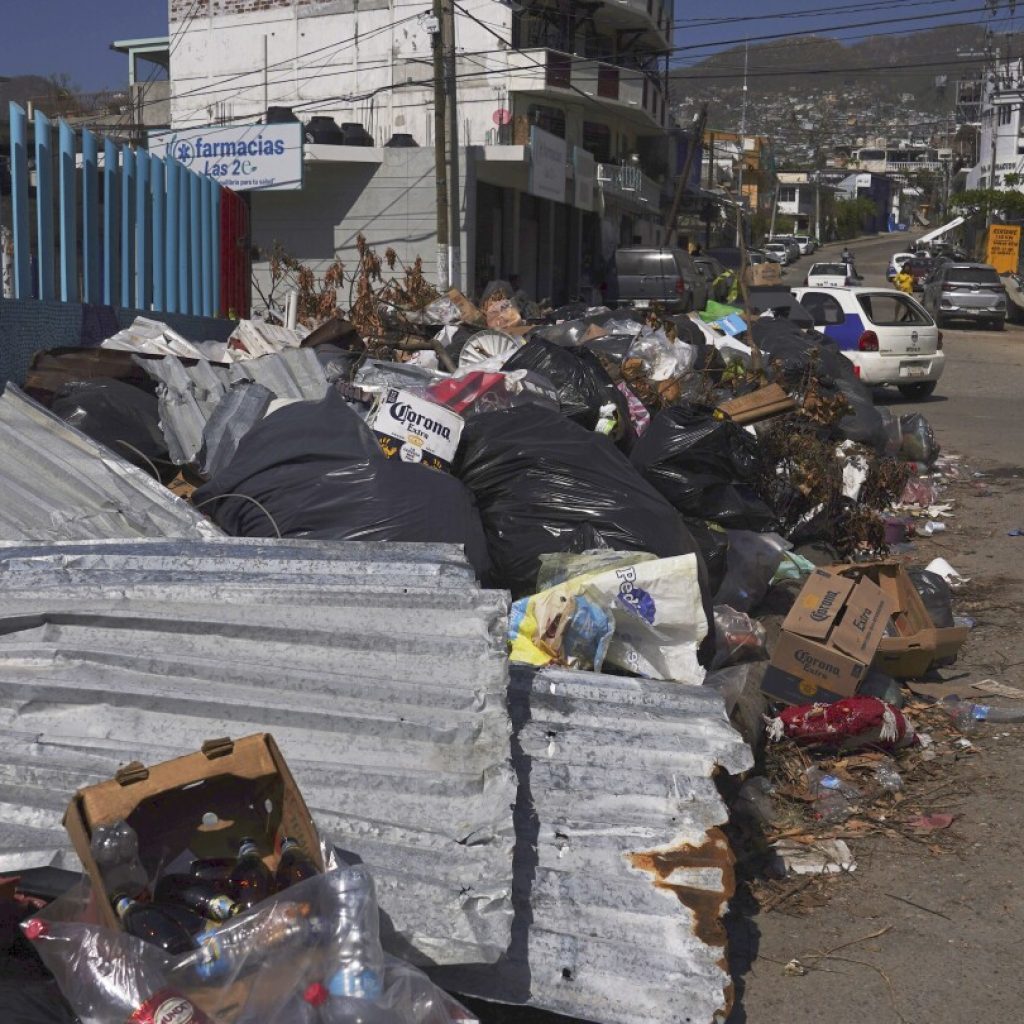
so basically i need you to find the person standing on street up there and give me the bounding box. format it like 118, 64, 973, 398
894, 266, 914, 293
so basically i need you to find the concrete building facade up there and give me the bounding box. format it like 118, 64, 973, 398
164, 0, 675, 306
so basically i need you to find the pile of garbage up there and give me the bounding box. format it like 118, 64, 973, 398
9, 272, 996, 1006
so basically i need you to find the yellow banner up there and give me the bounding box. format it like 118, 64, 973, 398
985, 224, 1021, 274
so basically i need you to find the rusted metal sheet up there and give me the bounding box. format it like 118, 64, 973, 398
441, 664, 754, 1024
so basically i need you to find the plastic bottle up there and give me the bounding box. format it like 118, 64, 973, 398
274, 836, 320, 892
947, 699, 1024, 731
804, 768, 861, 823
154, 873, 240, 921
111, 892, 198, 955
322, 867, 386, 1014
228, 837, 273, 911
180, 900, 326, 982
874, 763, 903, 793
91, 820, 148, 899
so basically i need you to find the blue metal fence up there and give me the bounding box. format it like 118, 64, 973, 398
5, 102, 231, 317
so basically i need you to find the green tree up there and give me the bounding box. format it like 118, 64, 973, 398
951, 189, 1024, 220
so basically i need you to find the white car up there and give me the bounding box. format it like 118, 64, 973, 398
763, 242, 790, 265
886, 251, 915, 281
792, 234, 815, 255
804, 262, 854, 288
791, 286, 945, 398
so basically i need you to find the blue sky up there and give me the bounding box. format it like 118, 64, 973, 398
0, 0, 1017, 90
3, 0, 168, 91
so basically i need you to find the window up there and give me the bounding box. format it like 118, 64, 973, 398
999, 104, 1013, 126
946, 266, 1001, 284
779, 186, 797, 203
528, 104, 566, 138
857, 293, 930, 326
800, 292, 846, 326
582, 121, 611, 163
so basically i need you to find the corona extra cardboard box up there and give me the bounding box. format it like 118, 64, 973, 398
761, 568, 893, 705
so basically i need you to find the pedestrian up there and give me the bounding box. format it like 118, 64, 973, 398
894, 265, 914, 294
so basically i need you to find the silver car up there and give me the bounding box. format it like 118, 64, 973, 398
922, 261, 1007, 330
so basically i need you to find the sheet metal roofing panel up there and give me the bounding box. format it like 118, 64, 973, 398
0, 386, 221, 541
441, 665, 754, 1024
0, 541, 515, 968
140, 350, 329, 464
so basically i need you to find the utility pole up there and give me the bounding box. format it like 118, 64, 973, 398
666, 104, 707, 248
735, 40, 749, 246
986, 42, 1001, 228
442, 0, 461, 290
430, 1, 450, 290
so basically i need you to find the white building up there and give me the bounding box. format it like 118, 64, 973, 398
965, 58, 1024, 189
164, 0, 674, 305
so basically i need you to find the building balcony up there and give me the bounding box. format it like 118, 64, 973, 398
598, 161, 662, 211
595, 0, 673, 50
506, 49, 665, 129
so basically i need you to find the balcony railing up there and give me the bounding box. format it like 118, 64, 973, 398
597, 161, 662, 207
513, 49, 664, 126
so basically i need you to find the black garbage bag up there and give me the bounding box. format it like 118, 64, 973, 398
629, 404, 777, 530
908, 567, 955, 628
532, 319, 589, 347
193, 390, 491, 577
453, 405, 705, 599
502, 338, 635, 449
899, 412, 940, 465
684, 518, 729, 598
752, 319, 887, 450
51, 378, 173, 482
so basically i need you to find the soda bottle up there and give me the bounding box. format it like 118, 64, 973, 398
179, 900, 327, 982
155, 874, 240, 921
274, 836, 319, 891
321, 867, 385, 1011
111, 891, 198, 955
91, 820, 148, 899
228, 837, 272, 911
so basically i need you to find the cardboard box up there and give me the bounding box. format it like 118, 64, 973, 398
64, 734, 323, 935
367, 387, 465, 471
446, 287, 486, 327
744, 261, 782, 286
762, 568, 892, 705
836, 562, 970, 679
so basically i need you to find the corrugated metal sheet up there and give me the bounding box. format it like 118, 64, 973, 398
140, 349, 329, 464
0, 536, 753, 1022
0, 539, 515, 968
440, 665, 754, 1024
0, 385, 221, 541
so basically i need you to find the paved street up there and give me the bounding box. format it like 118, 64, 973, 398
731, 233, 1024, 1024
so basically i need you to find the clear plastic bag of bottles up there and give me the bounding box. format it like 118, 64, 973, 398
24, 865, 476, 1024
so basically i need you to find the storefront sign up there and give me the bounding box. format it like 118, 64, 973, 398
986, 224, 1021, 274
148, 123, 303, 191
528, 126, 566, 203
573, 147, 595, 212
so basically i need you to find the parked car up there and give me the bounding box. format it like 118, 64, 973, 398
791, 286, 945, 398
607, 247, 709, 313
792, 234, 815, 255
804, 262, 855, 288
763, 242, 790, 265
694, 255, 733, 302
886, 251, 916, 281
773, 236, 802, 262
921, 261, 1007, 329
